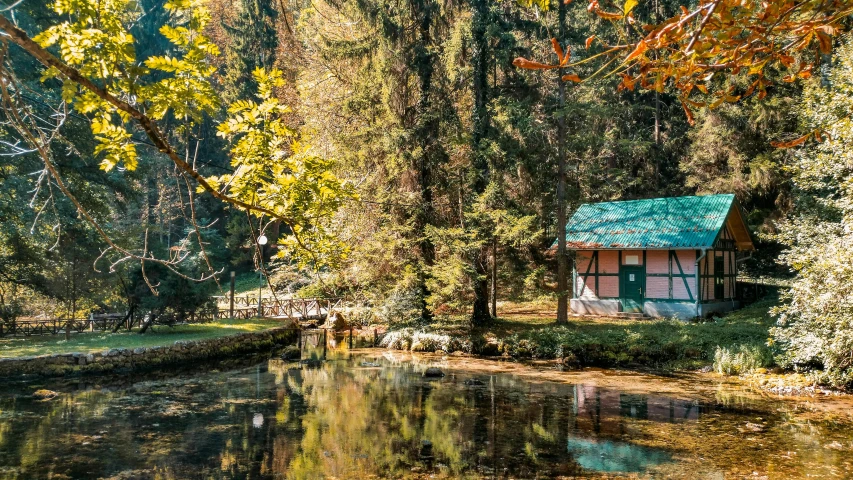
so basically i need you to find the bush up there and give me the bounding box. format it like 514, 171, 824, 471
713, 345, 774, 375
380, 329, 466, 353
377, 287, 423, 327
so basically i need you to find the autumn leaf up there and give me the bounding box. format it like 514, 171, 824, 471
595, 9, 624, 20
625, 40, 648, 62
624, 0, 638, 15
681, 100, 695, 126
779, 54, 795, 67
771, 134, 810, 148
587, 0, 598, 12
585, 35, 596, 49
513, 57, 559, 70
562, 73, 582, 82
816, 24, 838, 35
551, 38, 569, 65
618, 73, 636, 91
817, 31, 833, 54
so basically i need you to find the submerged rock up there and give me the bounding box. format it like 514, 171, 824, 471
463, 378, 485, 386
360, 361, 381, 368
300, 359, 323, 368
33, 389, 59, 400
423, 367, 444, 378
280, 346, 301, 361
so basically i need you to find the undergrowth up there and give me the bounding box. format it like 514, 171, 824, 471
380, 296, 779, 372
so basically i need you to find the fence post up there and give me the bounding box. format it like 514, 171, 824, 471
374, 328, 378, 348
229, 271, 235, 318
349, 326, 353, 349
323, 329, 327, 359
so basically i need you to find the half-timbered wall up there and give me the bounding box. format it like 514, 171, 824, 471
574, 251, 619, 299
645, 249, 697, 301
573, 241, 736, 302
697, 226, 738, 301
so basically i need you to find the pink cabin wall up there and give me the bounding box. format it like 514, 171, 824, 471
577, 276, 595, 298
577, 252, 593, 273
599, 251, 619, 273
646, 277, 669, 298
671, 249, 696, 301
646, 251, 668, 274
674, 250, 695, 275
599, 276, 619, 297
575, 251, 618, 298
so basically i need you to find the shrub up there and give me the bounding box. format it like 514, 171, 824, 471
377, 287, 423, 327
713, 345, 774, 375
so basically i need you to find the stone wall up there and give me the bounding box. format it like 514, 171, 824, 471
0, 327, 298, 378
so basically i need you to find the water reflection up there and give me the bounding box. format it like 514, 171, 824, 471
566, 438, 671, 473
0, 350, 850, 479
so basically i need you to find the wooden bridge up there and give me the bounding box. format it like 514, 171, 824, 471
0, 297, 345, 337
212, 296, 344, 322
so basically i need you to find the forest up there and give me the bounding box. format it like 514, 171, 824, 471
1, 0, 852, 387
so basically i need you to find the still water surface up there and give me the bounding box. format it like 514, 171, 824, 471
0, 346, 851, 479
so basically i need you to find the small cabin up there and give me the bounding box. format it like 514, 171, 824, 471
561, 194, 754, 319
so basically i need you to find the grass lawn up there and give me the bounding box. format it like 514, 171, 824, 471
416, 295, 779, 370
0, 318, 289, 359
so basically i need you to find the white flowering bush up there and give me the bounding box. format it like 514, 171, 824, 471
770, 35, 853, 388
380, 329, 466, 353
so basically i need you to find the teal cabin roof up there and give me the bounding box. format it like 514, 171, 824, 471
560, 194, 754, 250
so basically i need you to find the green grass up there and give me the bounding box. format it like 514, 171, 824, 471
400, 296, 779, 371
0, 318, 288, 358
232, 272, 272, 296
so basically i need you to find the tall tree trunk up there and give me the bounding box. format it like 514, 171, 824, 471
412, 0, 437, 323
470, 0, 492, 327
490, 237, 497, 318
555, 0, 569, 324
653, 0, 661, 147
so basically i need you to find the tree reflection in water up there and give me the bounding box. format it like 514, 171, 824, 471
0, 353, 850, 479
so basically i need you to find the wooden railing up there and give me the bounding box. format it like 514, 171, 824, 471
0, 315, 134, 337
220, 297, 344, 321
0, 297, 345, 337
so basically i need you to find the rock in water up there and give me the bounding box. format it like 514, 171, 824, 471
325, 312, 348, 331
423, 367, 444, 378
33, 389, 59, 400
280, 346, 301, 361
463, 378, 485, 386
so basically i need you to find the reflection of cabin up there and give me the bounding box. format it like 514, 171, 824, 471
560, 194, 754, 319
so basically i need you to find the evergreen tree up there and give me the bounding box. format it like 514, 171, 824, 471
221, 0, 279, 104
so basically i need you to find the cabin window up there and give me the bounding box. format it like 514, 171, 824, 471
625, 255, 639, 265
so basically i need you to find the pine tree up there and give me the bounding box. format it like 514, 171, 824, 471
221, 0, 279, 104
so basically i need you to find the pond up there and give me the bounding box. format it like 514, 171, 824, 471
0, 344, 852, 479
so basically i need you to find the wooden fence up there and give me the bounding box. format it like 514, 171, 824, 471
0, 297, 345, 337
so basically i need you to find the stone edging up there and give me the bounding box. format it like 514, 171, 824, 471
0, 327, 299, 378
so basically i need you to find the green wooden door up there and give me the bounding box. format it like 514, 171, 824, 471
620, 266, 645, 313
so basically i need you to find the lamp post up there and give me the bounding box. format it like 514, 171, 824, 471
257, 235, 268, 317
